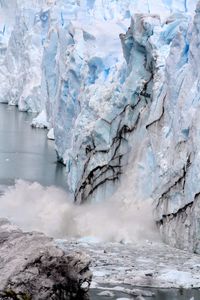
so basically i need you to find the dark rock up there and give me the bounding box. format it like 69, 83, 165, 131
0, 219, 92, 300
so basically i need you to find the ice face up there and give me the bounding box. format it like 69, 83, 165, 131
0, 0, 18, 63
0, 0, 197, 109
1, 0, 200, 252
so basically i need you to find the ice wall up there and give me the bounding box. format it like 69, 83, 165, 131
1, 0, 200, 252
0, 0, 49, 110
151, 3, 200, 253
0, 0, 18, 63
111, 5, 200, 253
52, 0, 200, 253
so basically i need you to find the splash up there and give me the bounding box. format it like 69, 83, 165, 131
0, 180, 159, 242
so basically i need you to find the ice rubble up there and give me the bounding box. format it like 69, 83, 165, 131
1, 0, 200, 252
60, 238, 200, 289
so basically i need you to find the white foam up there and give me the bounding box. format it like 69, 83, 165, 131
0, 180, 159, 242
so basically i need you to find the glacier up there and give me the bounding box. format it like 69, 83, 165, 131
1, 0, 200, 253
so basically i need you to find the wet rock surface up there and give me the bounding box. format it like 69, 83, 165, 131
0, 219, 92, 300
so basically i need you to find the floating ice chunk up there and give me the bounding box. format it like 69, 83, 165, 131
31, 110, 50, 129
47, 128, 55, 140
80, 281, 90, 291
98, 290, 115, 297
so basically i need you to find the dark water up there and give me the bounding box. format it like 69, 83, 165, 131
0, 104, 67, 189
90, 286, 200, 299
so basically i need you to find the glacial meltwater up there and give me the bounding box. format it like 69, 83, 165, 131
90, 287, 200, 299
0, 103, 200, 299
0, 104, 66, 189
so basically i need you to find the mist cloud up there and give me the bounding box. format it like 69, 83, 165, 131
0, 180, 159, 242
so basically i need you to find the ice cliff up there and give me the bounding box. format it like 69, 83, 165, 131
1, 0, 200, 252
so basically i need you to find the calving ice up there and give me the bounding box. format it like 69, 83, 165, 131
0, 0, 200, 255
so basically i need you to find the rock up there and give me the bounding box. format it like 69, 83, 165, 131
0, 218, 92, 300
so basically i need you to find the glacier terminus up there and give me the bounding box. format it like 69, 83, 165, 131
1, 0, 200, 275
